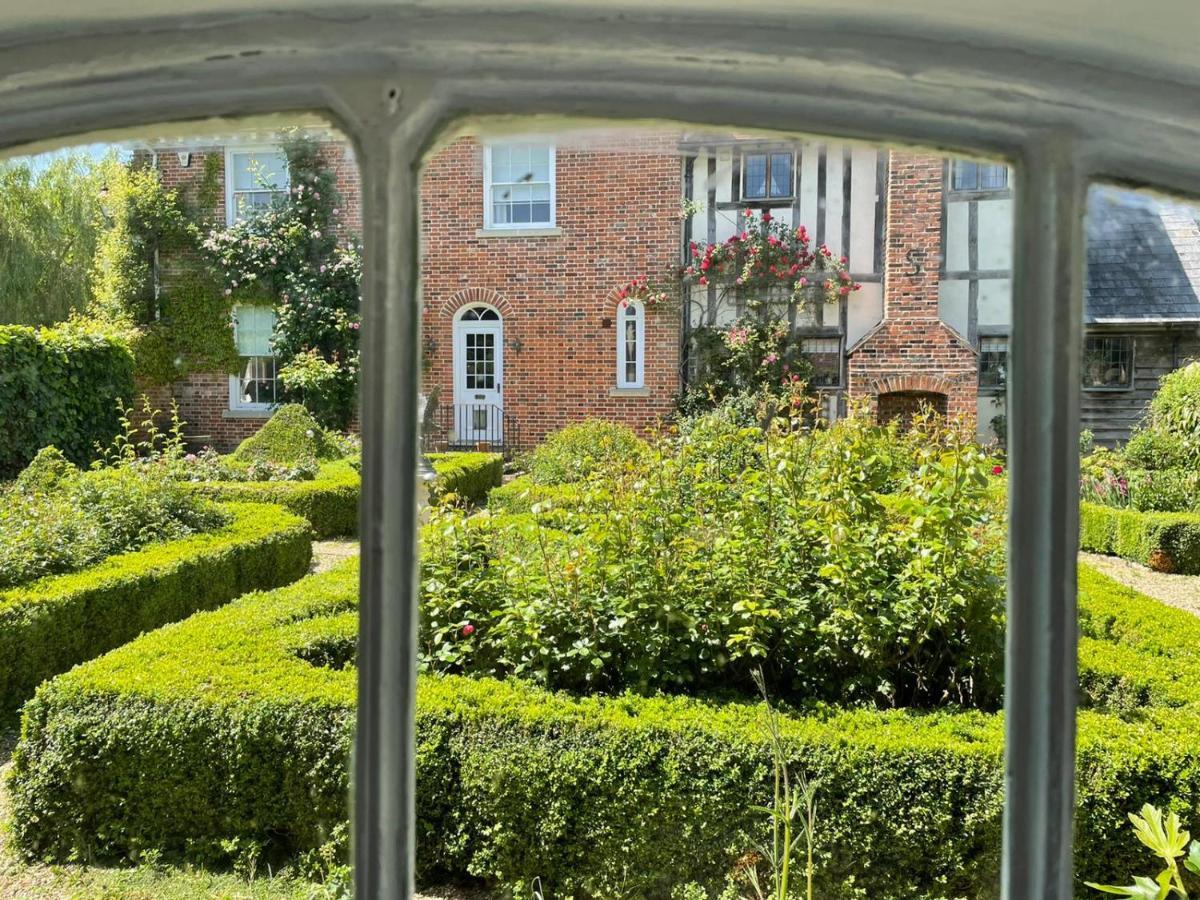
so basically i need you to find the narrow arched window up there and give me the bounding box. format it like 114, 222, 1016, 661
616, 301, 645, 389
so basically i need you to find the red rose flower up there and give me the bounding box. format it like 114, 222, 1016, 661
462, 623, 475, 636
992, 465, 1004, 476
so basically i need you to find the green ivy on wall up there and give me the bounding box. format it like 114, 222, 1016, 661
131, 272, 240, 385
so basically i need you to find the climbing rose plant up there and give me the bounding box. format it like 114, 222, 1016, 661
671, 209, 861, 412
201, 134, 362, 429
684, 208, 859, 308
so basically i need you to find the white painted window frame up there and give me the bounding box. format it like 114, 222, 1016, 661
224, 144, 290, 226
228, 303, 277, 412
482, 142, 556, 230
6, 8, 1200, 899
616, 300, 645, 389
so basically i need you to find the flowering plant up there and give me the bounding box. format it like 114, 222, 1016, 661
614, 275, 674, 309
682, 209, 859, 311
200, 133, 361, 429
680, 318, 814, 416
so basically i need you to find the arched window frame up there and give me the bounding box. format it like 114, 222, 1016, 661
615, 300, 645, 389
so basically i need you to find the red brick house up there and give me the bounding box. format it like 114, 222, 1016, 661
139, 128, 1200, 450
141, 129, 680, 451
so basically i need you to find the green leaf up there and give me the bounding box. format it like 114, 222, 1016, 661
1184, 840, 1200, 876
1084, 875, 1169, 899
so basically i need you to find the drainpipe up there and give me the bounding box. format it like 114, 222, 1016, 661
151, 150, 161, 322
681, 153, 694, 390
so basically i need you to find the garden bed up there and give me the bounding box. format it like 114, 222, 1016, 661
10, 561, 1200, 898
0, 501, 312, 716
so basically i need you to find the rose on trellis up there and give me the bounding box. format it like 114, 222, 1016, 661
682, 208, 860, 311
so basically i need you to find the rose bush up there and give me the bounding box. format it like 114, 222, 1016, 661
422, 410, 1006, 709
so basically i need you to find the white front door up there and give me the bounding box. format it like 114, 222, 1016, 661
452, 306, 504, 446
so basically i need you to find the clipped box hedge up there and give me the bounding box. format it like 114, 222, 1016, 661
0, 501, 312, 716
428, 452, 504, 505
1080, 501, 1200, 573
12, 562, 1200, 897
193, 460, 360, 539
188, 454, 501, 536
0, 323, 135, 478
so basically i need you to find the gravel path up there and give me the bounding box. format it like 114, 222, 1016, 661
1081, 551, 1200, 615
310, 539, 359, 573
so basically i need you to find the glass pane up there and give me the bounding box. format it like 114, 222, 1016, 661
231, 150, 288, 192
951, 160, 978, 190
416, 122, 1017, 900
743, 152, 767, 199
0, 114, 363, 896
980, 163, 1008, 190
1076, 183, 1200, 890
769, 152, 793, 197
234, 305, 275, 355
529, 145, 551, 182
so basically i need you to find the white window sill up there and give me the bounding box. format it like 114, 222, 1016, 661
475, 226, 563, 239
609, 387, 650, 397
224, 407, 275, 419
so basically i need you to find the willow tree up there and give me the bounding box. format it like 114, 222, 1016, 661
0, 154, 106, 325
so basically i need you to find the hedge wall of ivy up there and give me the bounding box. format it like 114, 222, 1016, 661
11, 562, 1200, 898
0, 323, 135, 478
0, 501, 312, 717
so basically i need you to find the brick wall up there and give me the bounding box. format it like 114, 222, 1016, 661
419, 135, 682, 448
847, 151, 978, 425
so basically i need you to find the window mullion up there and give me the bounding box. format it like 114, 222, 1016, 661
1003, 136, 1086, 900
354, 123, 423, 900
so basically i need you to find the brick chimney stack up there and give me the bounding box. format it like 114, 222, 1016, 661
884, 153, 944, 318
846, 150, 978, 425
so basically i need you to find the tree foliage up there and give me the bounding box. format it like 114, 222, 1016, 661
0, 154, 106, 325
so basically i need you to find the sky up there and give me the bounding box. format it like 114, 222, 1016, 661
13, 142, 130, 174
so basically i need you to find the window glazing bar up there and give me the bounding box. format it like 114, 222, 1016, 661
355, 127, 421, 900
1002, 138, 1085, 900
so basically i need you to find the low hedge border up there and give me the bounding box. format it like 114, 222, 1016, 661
0, 501, 312, 717
1080, 501, 1200, 573
11, 561, 1200, 897
428, 452, 504, 505
485, 475, 583, 515
189, 454, 502, 536
192, 460, 359, 539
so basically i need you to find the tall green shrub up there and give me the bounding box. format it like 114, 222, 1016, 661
0, 322, 135, 477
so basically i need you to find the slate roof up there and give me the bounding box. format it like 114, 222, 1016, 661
1086, 186, 1200, 324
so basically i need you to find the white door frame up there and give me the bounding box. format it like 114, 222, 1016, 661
451, 304, 504, 446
